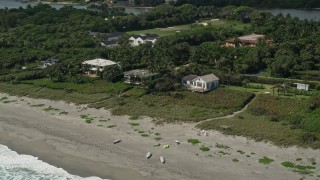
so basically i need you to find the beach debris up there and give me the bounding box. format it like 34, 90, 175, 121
197, 130, 208, 136
154, 143, 160, 147
146, 152, 152, 159
113, 139, 121, 144
163, 144, 170, 149
175, 140, 180, 145
160, 156, 165, 163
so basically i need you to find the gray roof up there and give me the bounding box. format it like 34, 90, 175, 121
88, 31, 106, 36
43, 58, 59, 64
182, 75, 198, 81
124, 69, 158, 78
199, 73, 219, 82
131, 33, 159, 40
106, 32, 125, 39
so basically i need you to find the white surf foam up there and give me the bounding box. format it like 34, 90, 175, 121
0, 144, 109, 180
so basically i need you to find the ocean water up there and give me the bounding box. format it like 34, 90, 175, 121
0, 144, 108, 180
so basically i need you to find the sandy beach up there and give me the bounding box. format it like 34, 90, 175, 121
0, 93, 319, 180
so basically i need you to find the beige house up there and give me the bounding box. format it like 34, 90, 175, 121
225, 33, 271, 47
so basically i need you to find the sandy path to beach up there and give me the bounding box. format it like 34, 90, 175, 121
0, 93, 319, 180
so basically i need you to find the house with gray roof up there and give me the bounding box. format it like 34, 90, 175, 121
123, 69, 158, 84
40, 58, 60, 69
89, 31, 125, 48
102, 32, 125, 47
129, 33, 159, 46
182, 73, 219, 92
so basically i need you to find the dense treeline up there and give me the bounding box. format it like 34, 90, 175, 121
1, 4, 320, 82
175, 0, 320, 8
132, 0, 165, 7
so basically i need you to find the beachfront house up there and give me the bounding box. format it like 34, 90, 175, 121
82, 58, 119, 77
123, 69, 158, 84
225, 33, 271, 47
40, 58, 60, 69
89, 31, 124, 48
294, 83, 309, 91
182, 73, 219, 92
100, 32, 125, 48
129, 33, 159, 46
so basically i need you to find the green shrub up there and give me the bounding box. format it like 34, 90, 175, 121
232, 159, 239, 162
200, 146, 210, 151
59, 111, 68, 115
107, 125, 116, 128
259, 156, 274, 165
128, 123, 140, 126
215, 143, 230, 149
281, 161, 295, 168
141, 134, 149, 137
0, 97, 8, 101
303, 110, 320, 132
129, 116, 139, 120
187, 139, 201, 145
31, 104, 45, 107
299, 133, 318, 143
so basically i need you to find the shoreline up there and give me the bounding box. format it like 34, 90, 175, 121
0, 92, 319, 179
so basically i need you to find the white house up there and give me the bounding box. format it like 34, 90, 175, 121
82, 58, 119, 77
129, 33, 159, 46
294, 83, 309, 91
182, 73, 219, 92
40, 58, 60, 69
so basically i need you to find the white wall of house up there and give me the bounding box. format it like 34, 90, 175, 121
296, 83, 309, 91
189, 79, 219, 90
129, 37, 144, 46
129, 37, 137, 46
129, 37, 157, 46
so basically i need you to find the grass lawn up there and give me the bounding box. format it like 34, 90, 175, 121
200, 19, 250, 31
23, 78, 131, 94
198, 93, 320, 148
222, 84, 273, 95
197, 111, 320, 149
248, 94, 308, 118
0, 82, 111, 104
126, 19, 249, 37
222, 84, 312, 99
0, 81, 253, 122
126, 24, 194, 37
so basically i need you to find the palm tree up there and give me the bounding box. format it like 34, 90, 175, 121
274, 84, 282, 95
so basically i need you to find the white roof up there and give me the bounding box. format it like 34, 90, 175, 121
82, 58, 116, 67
